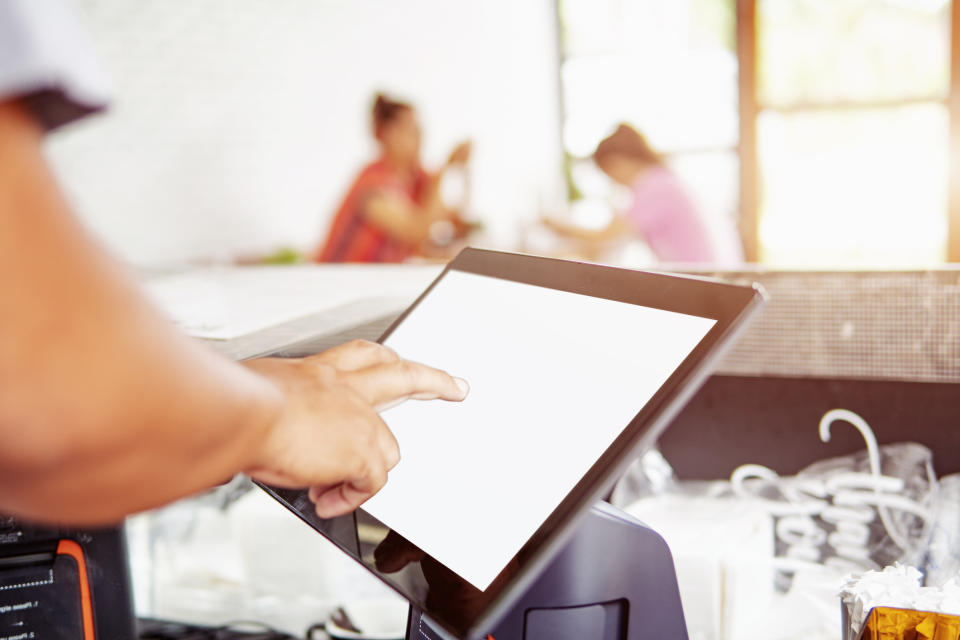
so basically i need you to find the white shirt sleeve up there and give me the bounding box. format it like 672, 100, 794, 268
0, 0, 111, 130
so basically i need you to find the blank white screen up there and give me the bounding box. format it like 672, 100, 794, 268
363, 270, 716, 590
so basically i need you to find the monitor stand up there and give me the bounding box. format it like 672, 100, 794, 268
405, 501, 688, 640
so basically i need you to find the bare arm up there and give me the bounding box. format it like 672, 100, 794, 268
363, 141, 472, 246
0, 101, 467, 524
364, 189, 444, 246
541, 213, 633, 243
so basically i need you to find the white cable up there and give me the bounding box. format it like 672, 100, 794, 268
730, 464, 779, 497
819, 409, 914, 553
730, 410, 931, 579
825, 472, 905, 494
731, 464, 827, 516
821, 503, 875, 525
833, 489, 935, 522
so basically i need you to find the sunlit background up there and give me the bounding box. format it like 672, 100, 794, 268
560, 0, 954, 268
50, 0, 960, 269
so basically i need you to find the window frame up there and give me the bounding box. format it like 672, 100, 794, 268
736, 0, 960, 262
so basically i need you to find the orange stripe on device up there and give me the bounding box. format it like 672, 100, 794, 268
56, 539, 95, 640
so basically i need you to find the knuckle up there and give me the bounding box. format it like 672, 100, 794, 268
347, 338, 376, 351
386, 444, 401, 469
352, 417, 381, 451
381, 344, 400, 361
370, 463, 388, 492
397, 360, 419, 385
381, 428, 401, 469
350, 455, 373, 482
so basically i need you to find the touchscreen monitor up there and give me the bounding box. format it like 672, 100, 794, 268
258, 248, 764, 638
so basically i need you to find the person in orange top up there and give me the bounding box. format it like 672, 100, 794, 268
317, 93, 471, 263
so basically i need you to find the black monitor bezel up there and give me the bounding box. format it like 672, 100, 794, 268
257, 247, 765, 639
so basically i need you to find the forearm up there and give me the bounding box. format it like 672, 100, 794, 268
364, 192, 448, 246
420, 167, 456, 224
0, 315, 281, 525
393, 170, 458, 245
546, 215, 630, 243
0, 102, 281, 524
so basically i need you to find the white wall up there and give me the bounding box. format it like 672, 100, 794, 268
48, 0, 564, 267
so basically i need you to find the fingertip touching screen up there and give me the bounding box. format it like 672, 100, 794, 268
364, 269, 715, 590
257, 248, 763, 639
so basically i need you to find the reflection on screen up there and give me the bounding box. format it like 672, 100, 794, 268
363, 269, 716, 590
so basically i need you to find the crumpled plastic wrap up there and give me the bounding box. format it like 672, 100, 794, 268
619, 410, 944, 640
926, 474, 960, 588
731, 410, 937, 584
610, 447, 677, 507
793, 443, 936, 573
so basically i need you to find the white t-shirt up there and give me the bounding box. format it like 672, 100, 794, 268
0, 0, 110, 130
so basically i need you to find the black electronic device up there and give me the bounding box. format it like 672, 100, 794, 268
0, 517, 136, 639
406, 501, 688, 640
258, 248, 764, 639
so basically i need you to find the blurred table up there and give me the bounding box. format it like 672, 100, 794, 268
144, 264, 442, 358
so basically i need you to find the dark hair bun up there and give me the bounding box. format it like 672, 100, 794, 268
593, 122, 662, 165
372, 92, 412, 136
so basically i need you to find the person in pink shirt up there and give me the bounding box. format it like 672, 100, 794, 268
547, 124, 722, 264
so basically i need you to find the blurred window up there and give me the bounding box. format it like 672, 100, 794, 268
757, 0, 951, 266
560, 0, 955, 267
759, 0, 950, 106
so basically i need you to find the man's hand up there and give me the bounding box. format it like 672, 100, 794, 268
0, 99, 463, 525
243, 340, 468, 519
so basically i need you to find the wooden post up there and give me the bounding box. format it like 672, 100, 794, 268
949, 0, 960, 262
737, 0, 760, 262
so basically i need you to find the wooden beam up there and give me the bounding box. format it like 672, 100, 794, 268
737, 0, 760, 262
949, 0, 960, 262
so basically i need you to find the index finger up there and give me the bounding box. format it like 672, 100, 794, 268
345, 360, 469, 411
311, 339, 399, 371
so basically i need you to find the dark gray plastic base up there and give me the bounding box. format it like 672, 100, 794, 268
406, 501, 688, 640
